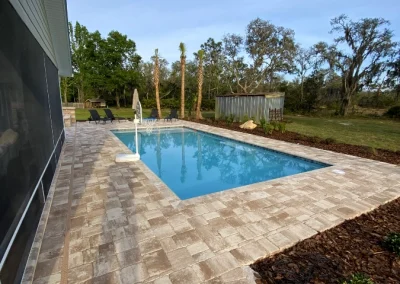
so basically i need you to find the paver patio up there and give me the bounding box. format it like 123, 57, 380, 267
22, 120, 400, 284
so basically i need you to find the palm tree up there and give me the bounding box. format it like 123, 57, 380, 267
179, 43, 186, 118
196, 49, 205, 120
153, 49, 162, 119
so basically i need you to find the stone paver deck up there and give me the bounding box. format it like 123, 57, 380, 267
22, 120, 400, 284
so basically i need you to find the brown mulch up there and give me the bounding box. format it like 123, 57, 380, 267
185, 119, 400, 165
250, 198, 400, 284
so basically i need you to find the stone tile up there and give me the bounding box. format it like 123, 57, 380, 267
93, 255, 120, 277
138, 237, 162, 254
114, 237, 136, 253
267, 232, 294, 249
119, 263, 149, 284
152, 224, 176, 239
159, 237, 178, 252
83, 271, 121, 284
166, 247, 194, 269
192, 252, 239, 281
169, 267, 201, 284
68, 251, 83, 268
67, 263, 93, 283
230, 241, 269, 265
116, 247, 141, 268
33, 273, 61, 284
187, 241, 210, 256
34, 257, 63, 279
172, 230, 201, 247
203, 212, 220, 220
153, 275, 173, 284
143, 249, 172, 277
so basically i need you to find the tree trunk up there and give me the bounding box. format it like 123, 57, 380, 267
300, 77, 304, 103
63, 82, 68, 103
116, 94, 120, 109
339, 90, 352, 116
180, 57, 185, 118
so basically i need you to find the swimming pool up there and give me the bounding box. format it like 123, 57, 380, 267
113, 127, 329, 200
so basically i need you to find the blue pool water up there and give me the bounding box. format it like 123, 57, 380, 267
113, 127, 328, 200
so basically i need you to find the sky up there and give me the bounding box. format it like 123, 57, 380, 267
67, 0, 400, 64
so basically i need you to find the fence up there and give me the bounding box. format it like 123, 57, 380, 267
62, 102, 84, 108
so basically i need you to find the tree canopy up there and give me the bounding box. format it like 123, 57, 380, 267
63, 16, 398, 116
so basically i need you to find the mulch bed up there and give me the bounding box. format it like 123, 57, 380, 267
184, 119, 400, 165
251, 198, 400, 284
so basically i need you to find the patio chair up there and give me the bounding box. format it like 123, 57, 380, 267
88, 109, 111, 124
104, 109, 125, 123
147, 109, 158, 120
164, 109, 178, 121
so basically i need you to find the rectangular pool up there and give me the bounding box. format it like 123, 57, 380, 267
113, 127, 329, 200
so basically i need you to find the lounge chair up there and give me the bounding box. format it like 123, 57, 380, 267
164, 109, 178, 121
147, 109, 158, 119
88, 109, 111, 124
104, 109, 125, 123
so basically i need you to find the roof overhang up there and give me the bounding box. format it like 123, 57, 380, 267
9, 0, 72, 77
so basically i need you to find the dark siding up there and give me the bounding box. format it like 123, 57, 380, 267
0, 1, 65, 283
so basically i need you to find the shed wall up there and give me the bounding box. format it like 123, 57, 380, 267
215, 96, 284, 122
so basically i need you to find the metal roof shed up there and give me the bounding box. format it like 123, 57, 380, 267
215, 92, 285, 122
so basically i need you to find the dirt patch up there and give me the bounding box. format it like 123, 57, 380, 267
251, 198, 400, 284
185, 119, 400, 165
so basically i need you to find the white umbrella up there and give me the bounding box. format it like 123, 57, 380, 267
132, 89, 139, 110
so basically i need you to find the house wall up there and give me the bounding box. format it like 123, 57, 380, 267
8, 0, 72, 76
215, 94, 285, 122
0, 1, 65, 283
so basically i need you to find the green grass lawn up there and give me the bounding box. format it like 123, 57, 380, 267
75, 108, 400, 151
75, 108, 215, 121
285, 115, 400, 151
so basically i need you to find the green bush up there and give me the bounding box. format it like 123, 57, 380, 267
385, 105, 400, 119
242, 114, 249, 123
343, 273, 374, 284
368, 147, 378, 156
270, 121, 279, 131
277, 122, 286, 133
382, 232, 400, 256
226, 114, 235, 126
263, 123, 274, 135
259, 117, 267, 129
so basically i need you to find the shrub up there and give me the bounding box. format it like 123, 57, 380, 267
226, 114, 235, 126
368, 147, 378, 156
343, 273, 374, 284
259, 117, 267, 129
270, 121, 279, 131
382, 232, 400, 256
277, 122, 286, 133
325, 137, 337, 144
263, 123, 274, 135
385, 105, 400, 119
242, 114, 249, 123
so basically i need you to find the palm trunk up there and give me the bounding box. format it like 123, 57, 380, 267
196, 55, 204, 120
154, 50, 162, 119
180, 57, 186, 118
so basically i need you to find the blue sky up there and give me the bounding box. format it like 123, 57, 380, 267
67, 0, 400, 64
